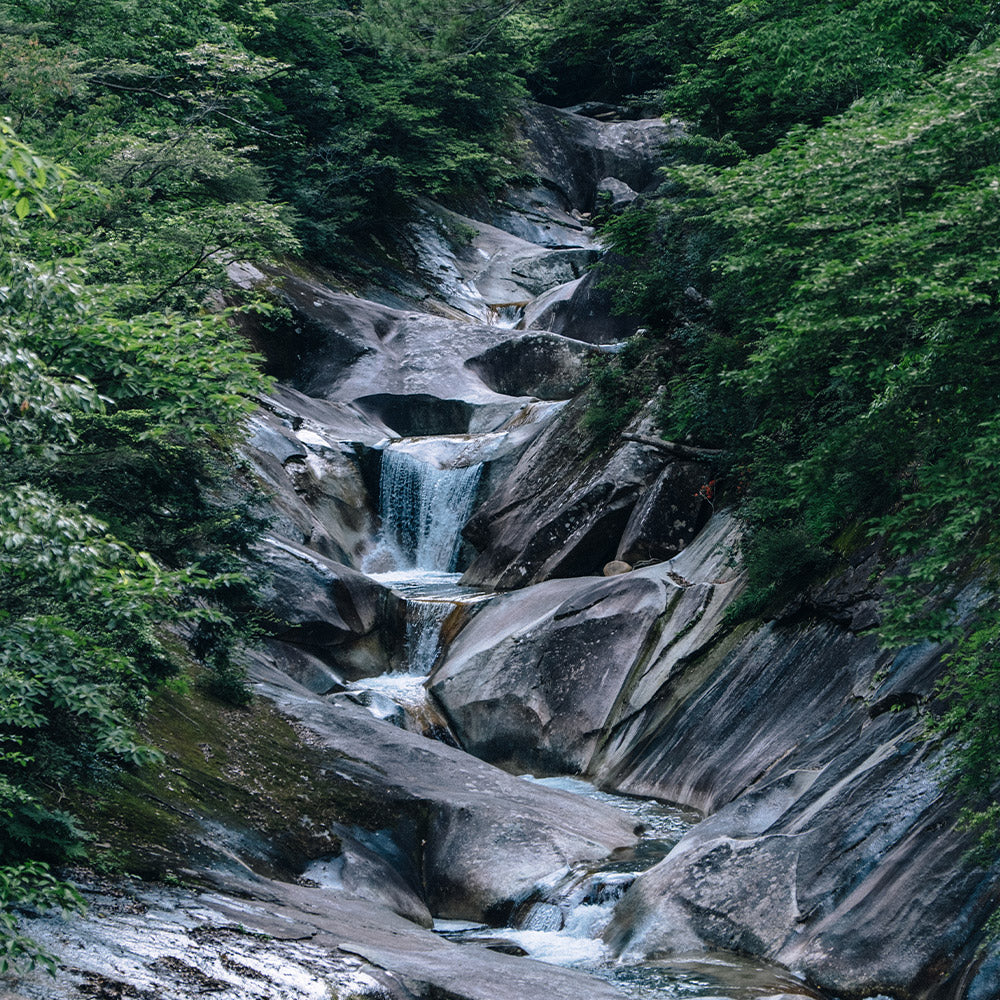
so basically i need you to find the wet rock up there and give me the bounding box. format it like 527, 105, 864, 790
15, 878, 622, 1000
518, 104, 682, 214
429, 573, 671, 774
243, 399, 380, 567
460, 398, 708, 588
525, 264, 645, 344
254, 659, 638, 920
258, 638, 346, 695
431, 516, 742, 776
518, 276, 583, 332
257, 537, 404, 678
333, 688, 409, 729
969, 943, 1000, 1000
592, 577, 998, 999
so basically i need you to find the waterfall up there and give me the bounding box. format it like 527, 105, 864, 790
406, 599, 453, 676
487, 303, 526, 328
372, 442, 484, 573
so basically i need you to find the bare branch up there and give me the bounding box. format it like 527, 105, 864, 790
622, 433, 725, 460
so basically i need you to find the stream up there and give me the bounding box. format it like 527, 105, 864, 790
348, 441, 828, 1000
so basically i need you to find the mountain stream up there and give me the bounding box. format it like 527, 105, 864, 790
350, 441, 828, 1000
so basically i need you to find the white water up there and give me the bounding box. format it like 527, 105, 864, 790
436, 777, 824, 999
487, 303, 526, 328
366, 442, 484, 574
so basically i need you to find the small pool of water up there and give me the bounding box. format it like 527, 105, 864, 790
435, 776, 827, 1000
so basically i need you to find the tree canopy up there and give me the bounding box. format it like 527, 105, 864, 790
2, 0, 999, 968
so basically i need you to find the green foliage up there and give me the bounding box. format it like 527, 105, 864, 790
253, 0, 528, 258
583, 335, 664, 443
601, 35, 1000, 849
522, 0, 723, 106
527, 0, 992, 156
668, 0, 994, 151
924, 609, 1000, 863
0, 117, 268, 963
0, 861, 85, 974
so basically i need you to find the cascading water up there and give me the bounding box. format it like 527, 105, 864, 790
370, 443, 484, 573
487, 303, 526, 328
353, 442, 494, 733
437, 777, 825, 1000
405, 598, 454, 676
346, 596, 459, 732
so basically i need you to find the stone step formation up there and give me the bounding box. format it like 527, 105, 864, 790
13, 101, 998, 1000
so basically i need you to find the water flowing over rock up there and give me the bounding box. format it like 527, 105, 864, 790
371, 442, 485, 573
34, 98, 1000, 1000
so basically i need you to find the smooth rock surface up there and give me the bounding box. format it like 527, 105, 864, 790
14, 877, 623, 1000
253, 658, 639, 920
520, 265, 644, 345
460, 398, 712, 588
517, 104, 682, 214
243, 391, 383, 567
432, 514, 743, 776
464, 331, 593, 400
434, 500, 1000, 997
257, 536, 404, 678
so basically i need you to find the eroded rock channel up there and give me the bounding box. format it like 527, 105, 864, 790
13, 104, 999, 1000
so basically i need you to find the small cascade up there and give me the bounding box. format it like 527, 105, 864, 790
346, 583, 491, 739
487, 302, 527, 328
436, 778, 819, 997
406, 598, 453, 676
369, 441, 484, 573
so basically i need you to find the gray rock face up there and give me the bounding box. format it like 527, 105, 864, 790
460, 398, 712, 588
243, 387, 386, 567
431, 515, 743, 776
596, 175, 640, 211
588, 596, 1000, 999
253, 659, 638, 921
429, 571, 678, 774
518, 104, 682, 214
464, 332, 591, 400
433, 503, 998, 998
616, 461, 713, 565
257, 537, 404, 678
520, 266, 644, 345
249, 269, 610, 439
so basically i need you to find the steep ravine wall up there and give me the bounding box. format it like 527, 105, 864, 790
430, 481, 1000, 1000
218, 99, 1000, 998
11, 101, 998, 1000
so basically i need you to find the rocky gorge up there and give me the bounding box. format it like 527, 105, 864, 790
10, 102, 1000, 1000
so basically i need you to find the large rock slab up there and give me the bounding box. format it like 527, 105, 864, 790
430, 514, 743, 775
257, 537, 404, 679
247, 269, 612, 438
243, 386, 387, 567
460, 397, 713, 588
516, 104, 682, 215
15, 876, 624, 1000
253, 657, 638, 921
464, 332, 592, 400
590, 573, 1000, 1000
432, 504, 1000, 997
367, 200, 600, 324
522, 264, 646, 345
